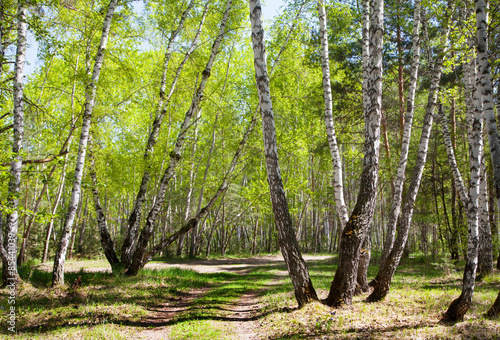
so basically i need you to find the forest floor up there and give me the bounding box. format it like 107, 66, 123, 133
2, 253, 500, 339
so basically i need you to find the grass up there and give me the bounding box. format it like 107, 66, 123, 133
1, 254, 499, 339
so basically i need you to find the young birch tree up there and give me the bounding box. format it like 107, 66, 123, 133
250, 0, 318, 307
52, 0, 119, 286
368, 7, 452, 301
439, 101, 483, 321
125, 0, 233, 276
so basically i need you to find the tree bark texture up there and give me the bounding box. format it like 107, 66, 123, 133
250, 0, 318, 307
3, 0, 27, 286
318, 0, 348, 228
325, 0, 383, 307
52, 0, 118, 286
440, 100, 482, 321
88, 140, 121, 271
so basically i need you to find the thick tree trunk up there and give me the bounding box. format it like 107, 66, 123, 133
325, 0, 383, 307
2, 0, 26, 287
124, 0, 233, 275
487, 290, 500, 318
122, 0, 204, 266
379, 0, 421, 268
368, 34, 448, 301
356, 226, 371, 295
250, 0, 318, 307
52, 0, 118, 286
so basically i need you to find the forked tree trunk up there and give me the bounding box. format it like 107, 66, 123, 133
250, 0, 318, 307
125, 0, 233, 275
88, 140, 121, 271
325, 0, 383, 307
52, 0, 118, 286
2, 0, 27, 287
122, 0, 205, 266
368, 18, 450, 300
378, 0, 421, 269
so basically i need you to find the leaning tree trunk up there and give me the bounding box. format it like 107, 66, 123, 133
440, 99, 483, 321
367, 22, 449, 301
2, 0, 27, 287
478, 157, 494, 275
317, 0, 348, 228
88, 139, 121, 271
52, 0, 118, 286
250, 0, 318, 307
125, 0, 232, 275
121, 0, 203, 266
138, 115, 257, 268
325, 0, 383, 307
378, 0, 421, 269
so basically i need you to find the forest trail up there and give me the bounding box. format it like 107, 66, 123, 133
135, 254, 331, 339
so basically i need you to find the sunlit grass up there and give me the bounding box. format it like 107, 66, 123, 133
2, 254, 499, 339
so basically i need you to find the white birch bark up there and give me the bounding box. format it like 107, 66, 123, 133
368, 7, 452, 301
3, 0, 27, 285
326, 0, 383, 307
125, 0, 232, 275
475, 0, 500, 317
52, 0, 118, 286
250, 0, 318, 307
317, 0, 348, 228
379, 0, 421, 267
440, 99, 482, 321
478, 155, 493, 274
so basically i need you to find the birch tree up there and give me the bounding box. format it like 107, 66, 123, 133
121, 0, 204, 266
439, 101, 483, 321
325, 0, 384, 307
378, 0, 422, 268
52, 0, 118, 286
2, 0, 26, 286
250, 0, 318, 307
368, 11, 452, 301
474, 0, 500, 318
125, 0, 233, 276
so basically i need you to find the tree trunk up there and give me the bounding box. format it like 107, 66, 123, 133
325, 0, 383, 307
440, 101, 483, 322
88, 141, 121, 271
379, 0, 421, 269
318, 0, 348, 228
367, 21, 449, 300
52, 0, 118, 286
2, 0, 26, 287
121, 0, 204, 266
124, 0, 232, 276
250, 0, 318, 307
130, 115, 257, 271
